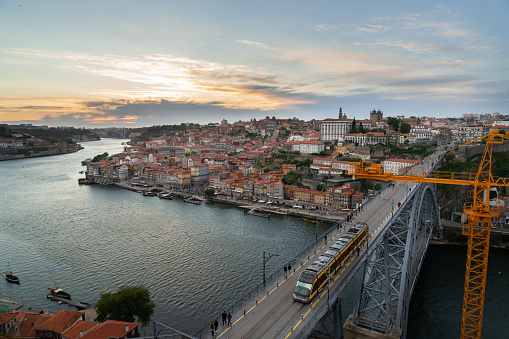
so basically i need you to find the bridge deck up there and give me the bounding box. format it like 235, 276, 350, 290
197, 182, 415, 339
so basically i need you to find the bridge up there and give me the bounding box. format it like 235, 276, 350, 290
158, 153, 443, 339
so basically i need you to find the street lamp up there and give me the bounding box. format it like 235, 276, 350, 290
263, 251, 279, 287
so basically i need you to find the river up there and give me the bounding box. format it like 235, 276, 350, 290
0, 138, 507, 338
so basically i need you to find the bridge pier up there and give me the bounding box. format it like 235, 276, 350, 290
343, 314, 402, 339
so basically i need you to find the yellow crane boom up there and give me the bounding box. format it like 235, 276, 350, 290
347, 130, 509, 339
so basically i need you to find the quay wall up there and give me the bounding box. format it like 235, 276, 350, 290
436, 219, 509, 249
111, 182, 509, 248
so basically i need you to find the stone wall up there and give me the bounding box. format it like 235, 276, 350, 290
457, 142, 509, 162
438, 219, 509, 249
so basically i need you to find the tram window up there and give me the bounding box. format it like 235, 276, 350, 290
294, 281, 313, 297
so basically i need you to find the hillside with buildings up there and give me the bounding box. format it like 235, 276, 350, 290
74, 108, 509, 224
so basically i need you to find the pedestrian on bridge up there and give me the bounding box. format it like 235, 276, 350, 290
228, 312, 232, 326
214, 319, 218, 333
222, 311, 227, 326
284, 265, 288, 278
288, 263, 291, 272
210, 322, 215, 337
325, 234, 327, 243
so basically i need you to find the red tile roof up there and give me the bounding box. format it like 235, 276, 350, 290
80, 320, 139, 339
37, 310, 84, 334
62, 320, 98, 339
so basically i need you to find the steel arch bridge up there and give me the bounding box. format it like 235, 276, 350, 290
342, 182, 440, 338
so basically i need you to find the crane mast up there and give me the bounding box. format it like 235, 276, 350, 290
346, 130, 509, 339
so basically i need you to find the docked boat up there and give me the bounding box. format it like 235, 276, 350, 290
184, 196, 201, 205
78, 178, 95, 185
142, 191, 157, 196
48, 287, 71, 300
4, 263, 19, 284
81, 158, 92, 165
158, 193, 173, 199
75, 302, 92, 310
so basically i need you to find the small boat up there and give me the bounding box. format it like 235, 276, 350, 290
142, 191, 157, 196
48, 287, 71, 300
158, 193, 173, 199
75, 302, 92, 310
81, 158, 92, 165
184, 196, 201, 205
4, 263, 19, 284
78, 178, 95, 185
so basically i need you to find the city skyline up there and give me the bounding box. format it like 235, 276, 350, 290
1, 0, 508, 128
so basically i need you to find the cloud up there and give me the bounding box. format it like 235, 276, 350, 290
357, 24, 389, 34
313, 24, 343, 32
354, 40, 434, 54
236, 40, 279, 51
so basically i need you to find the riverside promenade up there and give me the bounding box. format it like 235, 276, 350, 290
113, 180, 348, 223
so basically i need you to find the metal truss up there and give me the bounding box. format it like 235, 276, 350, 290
352, 183, 440, 338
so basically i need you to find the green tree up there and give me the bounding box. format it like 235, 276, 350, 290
282, 172, 301, 185
95, 285, 155, 327
205, 188, 215, 196
92, 152, 109, 162
387, 117, 400, 131
400, 122, 411, 134
358, 122, 365, 133
350, 118, 357, 133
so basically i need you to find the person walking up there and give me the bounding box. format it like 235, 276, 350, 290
228, 312, 232, 326
210, 322, 215, 337
214, 318, 218, 333
222, 311, 227, 326
288, 263, 291, 273
325, 234, 327, 243
284, 264, 288, 278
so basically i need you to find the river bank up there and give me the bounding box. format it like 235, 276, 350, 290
111, 180, 348, 223
0, 146, 83, 161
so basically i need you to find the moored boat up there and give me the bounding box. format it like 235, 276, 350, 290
158, 193, 173, 199
75, 302, 92, 310
48, 287, 71, 300
142, 191, 157, 196
4, 263, 19, 284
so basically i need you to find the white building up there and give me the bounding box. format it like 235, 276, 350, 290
382, 158, 419, 174
320, 119, 353, 142
284, 140, 325, 154
455, 126, 486, 144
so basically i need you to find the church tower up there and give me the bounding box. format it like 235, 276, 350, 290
370, 108, 383, 123
338, 107, 346, 119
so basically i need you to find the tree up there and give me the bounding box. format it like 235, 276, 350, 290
95, 285, 155, 327
400, 122, 411, 134
92, 152, 109, 162
350, 118, 357, 133
205, 188, 215, 196
358, 122, 364, 133
387, 117, 400, 131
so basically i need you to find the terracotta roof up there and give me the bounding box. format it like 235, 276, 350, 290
80, 320, 138, 339
62, 320, 98, 339
37, 310, 84, 333
0, 312, 17, 325
14, 310, 52, 337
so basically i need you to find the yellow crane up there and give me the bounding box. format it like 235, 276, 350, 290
346, 130, 509, 339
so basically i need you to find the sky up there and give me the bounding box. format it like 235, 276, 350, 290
0, 0, 508, 128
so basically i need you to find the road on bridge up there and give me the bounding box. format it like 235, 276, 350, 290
209, 180, 416, 339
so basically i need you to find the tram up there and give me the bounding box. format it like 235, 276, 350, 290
293, 223, 368, 303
